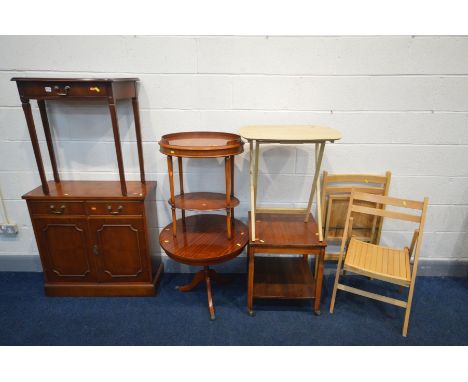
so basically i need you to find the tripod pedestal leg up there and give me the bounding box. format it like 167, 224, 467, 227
176, 266, 228, 320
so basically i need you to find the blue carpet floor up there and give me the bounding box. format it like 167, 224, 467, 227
0, 272, 466, 345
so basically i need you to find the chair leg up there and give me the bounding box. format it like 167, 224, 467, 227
330, 264, 342, 314
402, 282, 416, 337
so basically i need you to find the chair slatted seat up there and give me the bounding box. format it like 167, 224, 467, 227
345, 238, 411, 286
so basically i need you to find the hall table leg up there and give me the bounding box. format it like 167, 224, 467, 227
21, 99, 49, 195
108, 100, 127, 196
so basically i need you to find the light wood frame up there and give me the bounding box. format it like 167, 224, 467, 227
321, 171, 392, 261
248, 141, 328, 242
329, 190, 429, 337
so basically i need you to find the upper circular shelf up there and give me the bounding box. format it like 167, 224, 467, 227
239, 125, 342, 143
159, 131, 244, 157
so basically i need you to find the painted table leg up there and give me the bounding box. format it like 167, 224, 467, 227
304, 142, 325, 223
249, 140, 256, 241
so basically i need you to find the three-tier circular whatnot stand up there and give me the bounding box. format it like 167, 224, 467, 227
158, 132, 248, 320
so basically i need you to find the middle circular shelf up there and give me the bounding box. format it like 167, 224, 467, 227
168, 192, 240, 211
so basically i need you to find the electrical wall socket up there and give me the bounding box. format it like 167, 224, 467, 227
0, 223, 18, 235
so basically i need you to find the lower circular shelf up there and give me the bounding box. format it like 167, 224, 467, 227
159, 214, 248, 266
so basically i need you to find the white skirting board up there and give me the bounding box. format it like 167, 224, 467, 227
0, 253, 467, 277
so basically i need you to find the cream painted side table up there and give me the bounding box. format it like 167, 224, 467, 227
239, 125, 342, 315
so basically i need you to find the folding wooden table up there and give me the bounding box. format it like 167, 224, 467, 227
239, 125, 342, 315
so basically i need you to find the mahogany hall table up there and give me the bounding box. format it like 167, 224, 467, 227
158, 132, 247, 320
12, 77, 162, 297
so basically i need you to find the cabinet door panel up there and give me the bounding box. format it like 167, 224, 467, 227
89, 218, 151, 282
32, 217, 96, 282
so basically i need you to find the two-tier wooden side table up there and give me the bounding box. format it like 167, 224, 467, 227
247, 213, 326, 315
158, 132, 248, 320
12, 77, 163, 297
239, 125, 342, 315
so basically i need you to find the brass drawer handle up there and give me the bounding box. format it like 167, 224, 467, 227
49, 205, 66, 214
54, 85, 71, 96
93, 245, 99, 256
107, 205, 123, 215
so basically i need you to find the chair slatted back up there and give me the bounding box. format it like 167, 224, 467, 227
321, 171, 391, 245
342, 190, 429, 268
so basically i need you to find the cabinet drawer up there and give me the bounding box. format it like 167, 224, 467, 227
29, 201, 85, 216
18, 81, 108, 99
86, 202, 144, 216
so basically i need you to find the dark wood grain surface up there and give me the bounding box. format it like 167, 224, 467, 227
169, 192, 240, 211
159, 131, 244, 157
253, 257, 315, 299
23, 181, 156, 200
11, 77, 138, 82
249, 212, 327, 248
159, 214, 248, 266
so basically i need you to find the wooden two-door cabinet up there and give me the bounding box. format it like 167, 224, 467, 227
24, 181, 162, 296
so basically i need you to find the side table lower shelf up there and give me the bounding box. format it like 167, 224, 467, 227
253, 257, 315, 299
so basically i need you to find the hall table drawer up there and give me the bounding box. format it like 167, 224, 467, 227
17, 81, 108, 99
86, 202, 144, 216
29, 201, 85, 216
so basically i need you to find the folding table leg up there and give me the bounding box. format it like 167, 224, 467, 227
315, 143, 324, 241
249, 140, 257, 241
305, 143, 325, 228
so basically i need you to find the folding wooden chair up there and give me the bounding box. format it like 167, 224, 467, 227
321, 172, 392, 261
329, 190, 429, 337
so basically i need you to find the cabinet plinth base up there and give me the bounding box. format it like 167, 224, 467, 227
44, 262, 163, 297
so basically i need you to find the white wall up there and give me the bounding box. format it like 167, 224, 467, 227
0, 36, 467, 273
